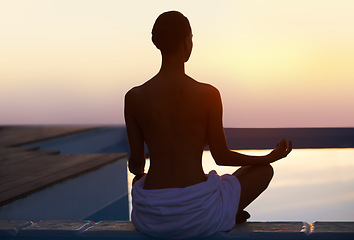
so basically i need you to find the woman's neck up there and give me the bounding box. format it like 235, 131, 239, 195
159, 53, 185, 78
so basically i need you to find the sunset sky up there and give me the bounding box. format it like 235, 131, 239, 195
1, 0, 353, 127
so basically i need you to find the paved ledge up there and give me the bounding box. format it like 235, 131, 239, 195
310, 222, 354, 239
227, 221, 309, 239
0, 220, 354, 239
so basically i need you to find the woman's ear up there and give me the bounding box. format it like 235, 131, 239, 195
183, 34, 193, 62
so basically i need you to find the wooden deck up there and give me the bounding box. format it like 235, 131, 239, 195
0, 126, 127, 206
0, 126, 97, 147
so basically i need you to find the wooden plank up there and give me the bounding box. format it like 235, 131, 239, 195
0, 149, 57, 184
0, 126, 98, 147
0, 147, 40, 153
0, 154, 126, 205
1, 154, 98, 185
0, 153, 127, 205
0, 151, 62, 184
0, 152, 65, 184
0, 153, 126, 202
2, 153, 101, 182
1, 150, 60, 163
0, 153, 114, 189
0, 126, 128, 206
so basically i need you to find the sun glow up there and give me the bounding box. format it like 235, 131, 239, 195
1, 0, 353, 127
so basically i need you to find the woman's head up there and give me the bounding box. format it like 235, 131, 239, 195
152, 11, 192, 57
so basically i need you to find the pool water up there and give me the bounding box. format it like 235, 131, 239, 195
127, 148, 354, 223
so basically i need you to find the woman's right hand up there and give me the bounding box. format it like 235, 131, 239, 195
267, 138, 292, 163
132, 173, 146, 186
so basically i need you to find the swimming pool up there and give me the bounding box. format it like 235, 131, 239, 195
127, 148, 354, 223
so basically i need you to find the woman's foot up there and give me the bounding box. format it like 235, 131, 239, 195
236, 210, 251, 224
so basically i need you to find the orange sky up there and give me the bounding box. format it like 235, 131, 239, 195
1, 0, 353, 127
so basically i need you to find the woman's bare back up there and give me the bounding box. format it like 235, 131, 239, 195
125, 74, 219, 189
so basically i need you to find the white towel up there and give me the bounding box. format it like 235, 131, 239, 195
131, 170, 241, 239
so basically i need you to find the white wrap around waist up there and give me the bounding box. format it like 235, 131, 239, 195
131, 170, 241, 238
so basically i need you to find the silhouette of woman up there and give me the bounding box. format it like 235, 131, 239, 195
125, 11, 292, 238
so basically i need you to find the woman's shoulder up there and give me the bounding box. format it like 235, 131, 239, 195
125, 80, 151, 99
190, 79, 221, 99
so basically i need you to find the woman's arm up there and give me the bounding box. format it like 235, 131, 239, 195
124, 89, 146, 176
206, 86, 292, 166
214, 138, 292, 166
